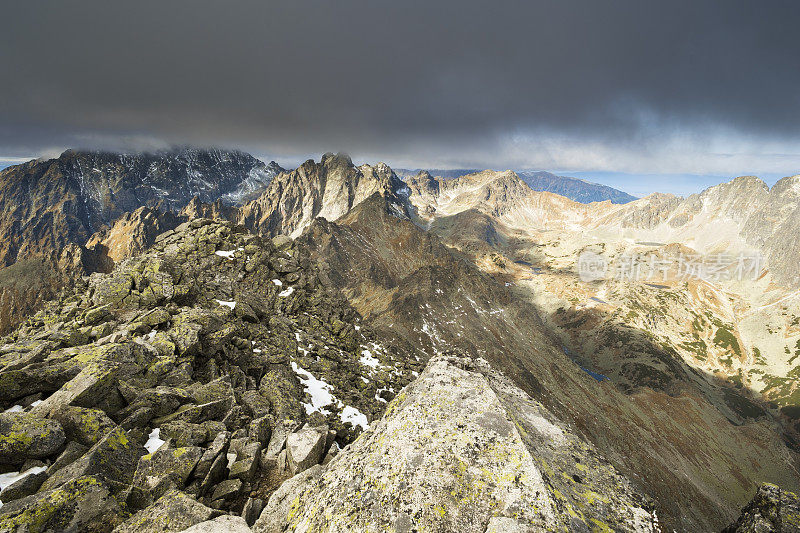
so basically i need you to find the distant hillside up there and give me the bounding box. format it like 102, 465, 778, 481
516, 171, 638, 204
396, 168, 637, 204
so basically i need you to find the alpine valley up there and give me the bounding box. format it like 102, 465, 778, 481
0, 149, 799, 533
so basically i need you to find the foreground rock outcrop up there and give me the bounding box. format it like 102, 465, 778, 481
724, 483, 800, 532
255, 354, 659, 532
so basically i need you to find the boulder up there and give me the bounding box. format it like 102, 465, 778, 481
0, 470, 48, 503
48, 440, 88, 473
0, 475, 125, 533
241, 497, 265, 527
179, 515, 251, 533
228, 440, 261, 482
194, 431, 229, 481
252, 465, 322, 533
240, 390, 271, 419
286, 425, 327, 475
159, 420, 208, 447
154, 398, 232, 426
0, 412, 66, 466
51, 405, 117, 446
199, 449, 228, 495
128, 446, 203, 508
248, 415, 272, 445
113, 489, 216, 533
264, 420, 297, 458
31, 360, 118, 418
41, 425, 145, 494
211, 478, 242, 502
261, 355, 658, 532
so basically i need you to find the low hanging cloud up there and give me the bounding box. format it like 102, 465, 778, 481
2, 1, 800, 176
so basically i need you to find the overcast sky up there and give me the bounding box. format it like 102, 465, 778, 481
2, 1, 800, 195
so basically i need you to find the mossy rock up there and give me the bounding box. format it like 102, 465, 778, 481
0, 475, 124, 533
51, 405, 117, 447
41, 426, 145, 494
113, 488, 216, 533
0, 412, 66, 465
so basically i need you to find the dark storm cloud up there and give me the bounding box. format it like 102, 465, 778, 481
2, 0, 800, 173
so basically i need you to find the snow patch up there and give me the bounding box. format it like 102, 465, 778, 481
3, 405, 23, 413
215, 299, 236, 310
278, 286, 294, 297
291, 362, 336, 415
340, 405, 369, 431
359, 349, 379, 369
272, 279, 283, 286
291, 361, 370, 431
214, 247, 242, 260
144, 428, 165, 454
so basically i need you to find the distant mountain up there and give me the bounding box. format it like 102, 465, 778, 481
0, 147, 282, 333
516, 170, 638, 204
396, 168, 637, 204
0, 147, 282, 267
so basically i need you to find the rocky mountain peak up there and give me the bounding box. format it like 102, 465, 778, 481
319, 152, 354, 169
770, 174, 800, 197
236, 155, 408, 238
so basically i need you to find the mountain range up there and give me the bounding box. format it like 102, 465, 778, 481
0, 148, 799, 532
396, 168, 638, 204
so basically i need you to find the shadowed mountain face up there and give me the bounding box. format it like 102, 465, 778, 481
0, 148, 281, 268
516, 170, 638, 204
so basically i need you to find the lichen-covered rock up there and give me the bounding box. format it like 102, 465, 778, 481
0, 412, 66, 465
252, 465, 323, 533
128, 446, 203, 508
159, 420, 209, 447
194, 431, 229, 481
51, 405, 117, 446
286, 424, 327, 475
0, 475, 124, 533
41, 426, 145, 494
0, 469, 48, 503
724, 483, 800, 532
258, 355, 658, 532
113, 489, 216, 533
0, 218, 416, 528
212, 478, 243, 502
178, 514, 251, 533
31, 360, 119, 418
